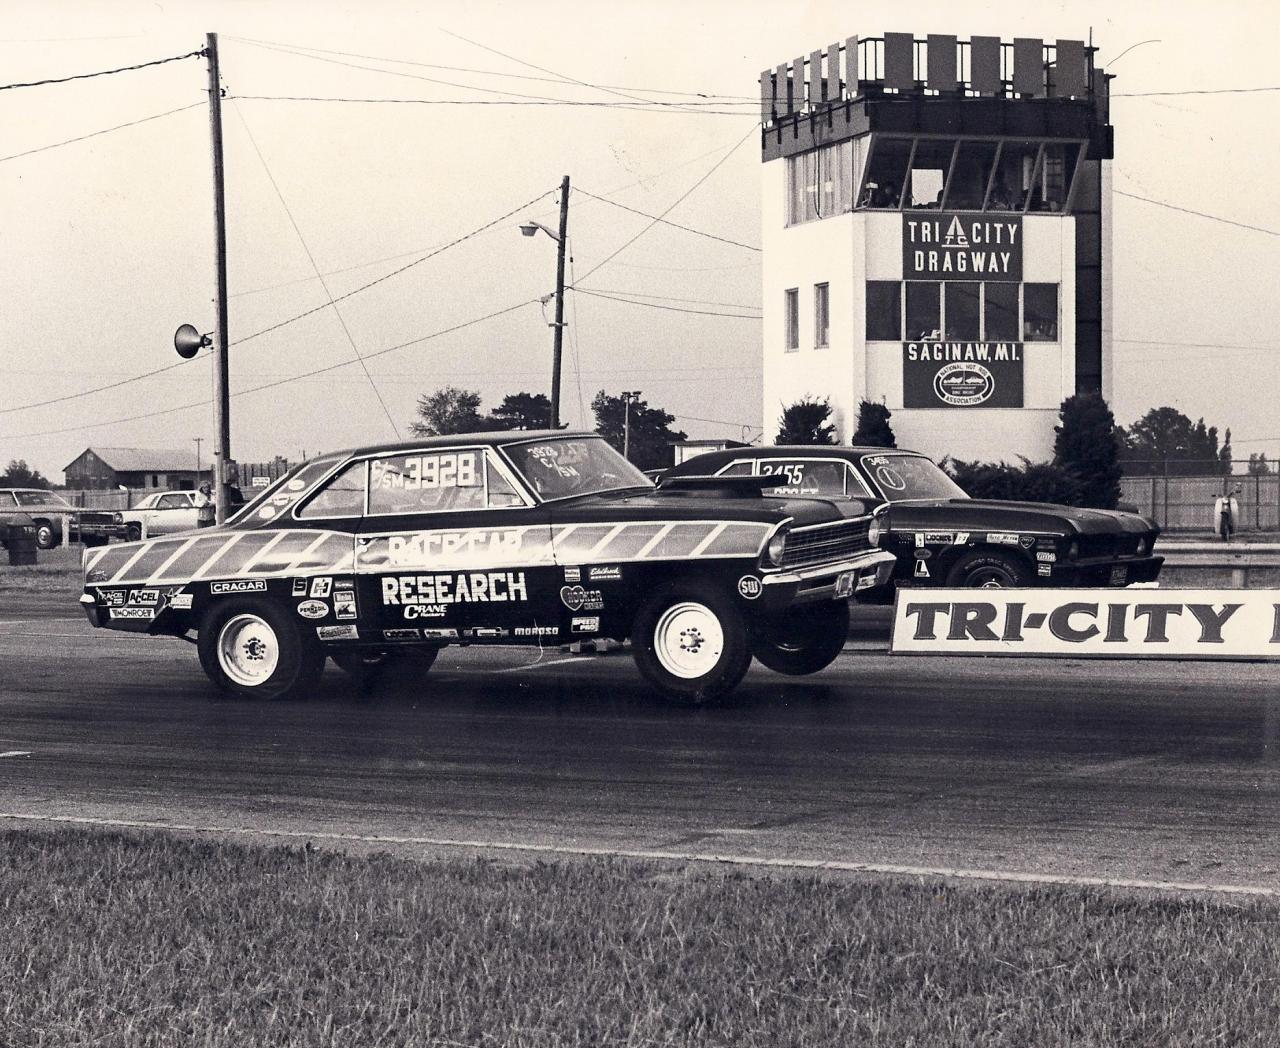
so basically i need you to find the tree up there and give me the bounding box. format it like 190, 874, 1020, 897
1120, 406, 1227, 477
851, 400, 896, 448
591, 390, 687, 471
944, 457, 1085, 506
1219, 428, 1233, 476
775, 397, 836, 445
487, 392, 553, 431
1052, 393, 1121, 509
410, 386, 485, 436
0, 459, 50, 489
1247, 453, 1272, 476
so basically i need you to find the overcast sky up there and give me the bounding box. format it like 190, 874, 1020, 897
2, 0, 1278, 480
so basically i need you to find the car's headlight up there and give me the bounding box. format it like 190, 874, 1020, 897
1136, 538, 1148, 556
112, 512, 123, 524
867, 514, 884, 547
764, 528, 788, 568
1067, 540, 1080, 559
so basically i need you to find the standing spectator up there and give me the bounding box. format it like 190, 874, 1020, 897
1214, 486, 1240, 542
194, 481, 215, 528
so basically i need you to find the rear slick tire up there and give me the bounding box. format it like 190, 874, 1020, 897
750, 600, 849, 676
197, 597, 324, 700
630, 582, 751, 706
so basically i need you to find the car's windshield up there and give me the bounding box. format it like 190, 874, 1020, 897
14, 491, 71, 508
503, 436, 652, 501
860, 454, 969, 502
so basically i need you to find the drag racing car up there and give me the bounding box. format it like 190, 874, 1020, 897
80, 432, 895, 704
661, 446, 1162, 595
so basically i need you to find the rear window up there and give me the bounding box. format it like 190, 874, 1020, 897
717, 458, 871, 500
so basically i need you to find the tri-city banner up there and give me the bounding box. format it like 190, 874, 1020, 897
891, 589, 1280, 659
903, 214, 1023, 282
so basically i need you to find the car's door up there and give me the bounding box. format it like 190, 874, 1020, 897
354, 445, 557, 643
148, 493, 190, 535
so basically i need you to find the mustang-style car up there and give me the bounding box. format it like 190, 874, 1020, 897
661, 446, 1163, 594
1, 488, 121, 548
81, 432, 895, 704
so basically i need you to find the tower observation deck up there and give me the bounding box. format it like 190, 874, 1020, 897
758, 33, 1114, 461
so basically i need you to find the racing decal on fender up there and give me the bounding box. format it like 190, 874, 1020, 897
737, 575, 763, 600
914, 560, 931, 579
383, 572, 528, 607
923, 532, 954, 545
309, 577, 332, 598
986, 533, 1020, 546
128, 589, 159, 606
109, 607, 153, 620
563, 566, 581, 582
297, 599, 328, 619
291, 578, 308, 597
514, 625, 559, 637
210, 579, 267, 595
891, 589, 1280, 659
559, 585, 603, 612
168, 592, 193, 610
588, 566, 623, 581
383, 628, 420, 640
99, 589, 126, 607
422, 628, 458, 640
317, 624, 358, 641
333, 591, 357, 620
571, 616, 600, 634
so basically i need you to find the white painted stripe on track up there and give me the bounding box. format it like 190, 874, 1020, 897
2, 811, 1276, 897
492, 655, 584, 673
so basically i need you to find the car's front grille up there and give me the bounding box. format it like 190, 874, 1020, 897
780, 518, 873, 569
1078, 533, 1145, 559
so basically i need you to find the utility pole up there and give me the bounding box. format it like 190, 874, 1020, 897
205, 32, 232, 524
621, 391, 642, 461
551, 174, 570, 429
193, 437, 203, 480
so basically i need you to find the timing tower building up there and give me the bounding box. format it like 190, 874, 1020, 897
759, 33, 1115, 459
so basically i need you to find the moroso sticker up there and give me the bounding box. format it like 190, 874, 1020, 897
987, 533, 1020, 546
309, 577, 332, 599
588, 566, 623, 581
128, 589, 159, 606
109, 607, 153, 620
737, 576, 763, 600
168, 592, 193, 610
383, 628, 420, 640
422, 628, 458, 640
563, 566, 581, 582
514, 625, 559, 637
559, 585, 603, 612
291, 578, 308, 597
297, 599, 328, 619
316, 624, 359, 641
571, 616, 600, 634
210, 579, 266, 595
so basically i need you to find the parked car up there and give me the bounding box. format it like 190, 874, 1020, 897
0, 488, 122, 548
661, 446, 1163, 595
121, 490, 201, 540
81, 431, 896, 704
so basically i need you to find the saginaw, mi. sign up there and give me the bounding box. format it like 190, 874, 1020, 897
903, 342, 1024, 408
891, 589, 1280, 659
903, 215, 1023, 281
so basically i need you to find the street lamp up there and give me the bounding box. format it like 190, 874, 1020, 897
621, 391, 642, 461
519, 174, 570, 428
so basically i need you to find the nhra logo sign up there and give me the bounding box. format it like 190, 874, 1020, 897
892, 590, 1280, 659
903, 343, 1023, 409
903, 215, 1022, 282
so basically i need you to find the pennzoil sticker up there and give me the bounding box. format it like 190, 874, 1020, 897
297, 600, 328, 619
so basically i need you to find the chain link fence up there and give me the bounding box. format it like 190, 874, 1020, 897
1120, 459, 1280, 533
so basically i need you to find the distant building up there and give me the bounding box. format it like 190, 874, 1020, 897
673, 439, 749, 466
63, 447, 213, 491
760, 32, 1114, 461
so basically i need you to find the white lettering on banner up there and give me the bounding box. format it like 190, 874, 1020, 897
891, 589, 1280, 659
381, 572, 529, 606
906, 343, 1022, 363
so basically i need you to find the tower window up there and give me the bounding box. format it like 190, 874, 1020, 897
1024, 284, 1059, 340
784, 288, 800, 351
984, 283, 1019, 341
814, 284, 829, 348
905, 283, 941, 341
866, 281, 902, 340
786, 140, 860, 225
943, 283, 981, 341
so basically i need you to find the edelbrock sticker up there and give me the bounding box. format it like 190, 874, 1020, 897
210, 579, 266, 595
737, 576, 763, 600
297, 599, 328, 619
588, 566, 622, 581
316, 624, 358, 641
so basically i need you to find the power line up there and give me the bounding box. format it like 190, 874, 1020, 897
2, 300, 538, 440
0, 101, 205, 164
0, 48, 204, 91
573, 125, 759, 286
233, 101, 401, 438
577, 287, 760, 311
573, 288, 760, 319
224, 33, 755, 101
0, 359, 196, 416
1114, 85, 1280, 98
228, 93, 755, 116
1114, 189, 1280, 238
573, 186, 761, 252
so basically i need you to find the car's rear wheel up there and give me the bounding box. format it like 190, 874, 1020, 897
945, 550, 1032, 588
198, 598, 324, 700
631, 583, 751, 705
33, 521, 55, 549
750, 600, 849, 676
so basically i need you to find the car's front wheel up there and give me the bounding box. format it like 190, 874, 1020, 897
33, 521, 55, 549
750, 600, 849, 676
125, 523, 142, 543
945, 550, 1032, 588
630, 583, 751, 705
197, 598, 324, 700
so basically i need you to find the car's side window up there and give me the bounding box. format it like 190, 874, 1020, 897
367, 449, 530, 516
717, 462, 754, 476
297, 461, 368, 519
157, 494, 183, 509
714, 459, 873, 499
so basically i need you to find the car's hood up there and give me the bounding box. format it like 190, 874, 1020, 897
886, 498, 1156, 536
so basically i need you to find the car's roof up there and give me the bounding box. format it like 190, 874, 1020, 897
676, 446, 926, 466
1, 487, 68, 493
340, 429, 596, 459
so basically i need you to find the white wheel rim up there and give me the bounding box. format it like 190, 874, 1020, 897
217, 613, 280, 687
653, 601, 724, 680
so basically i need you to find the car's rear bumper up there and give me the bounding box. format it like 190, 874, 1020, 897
760, 549, 897, 606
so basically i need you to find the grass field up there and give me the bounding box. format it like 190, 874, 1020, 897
0, 546, 81, 594
1, 828, 1278, 1047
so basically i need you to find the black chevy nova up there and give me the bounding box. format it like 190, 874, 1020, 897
82, 432, 895, 704
661, 446, 1162, 594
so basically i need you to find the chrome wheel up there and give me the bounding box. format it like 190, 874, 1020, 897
217, 613, 280, 687
653, 601, 724, 680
